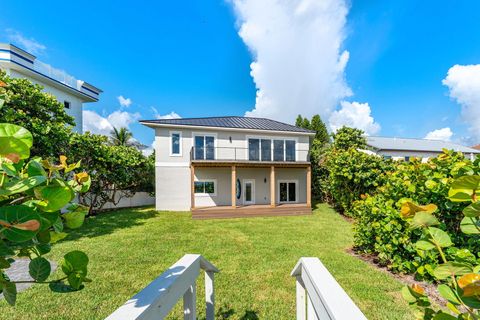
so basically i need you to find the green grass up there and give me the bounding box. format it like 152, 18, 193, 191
0, 204, 413, 319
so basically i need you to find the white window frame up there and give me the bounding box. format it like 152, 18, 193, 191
194, 179, 217, 197
192, 132, 217, 160
169, 131, 182, 157
278, 179, 299, 203
243, 179, 255, 205
246, 135, 299, 162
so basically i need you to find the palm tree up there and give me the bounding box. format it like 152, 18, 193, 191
110, 126, 147, 150
110, 127, 134, 146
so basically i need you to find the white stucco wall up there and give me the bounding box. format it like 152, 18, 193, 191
8, 69, 84, 132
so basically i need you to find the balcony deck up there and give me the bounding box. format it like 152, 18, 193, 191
191, 203, 312, 220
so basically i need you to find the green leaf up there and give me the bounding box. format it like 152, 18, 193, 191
460, 216, 480, 234
415, 239, 436, 251
1, 281, 17, 305
425, 180, 437, 189
29, 257, 51, 282
63, 209, 86, 229
1, 162, 17, 176
401, 286, 418, 303
0, 205, 40, 242
61, 251, 89, 290
26, 160, 47, 177
463, 202, 480, 217
0, 241, 14, 257
0, 257, 10, 268
0, 123, 33, 160
49, 231, 68, 243
432, 313, 457, 320
0, 176, 47, 196
411, 212, 439, 229
448, 175, 480, 202
433, 262, 472, 280
34, 184, 74, 212
437, 284, 461, 305
428, 227, 453, 248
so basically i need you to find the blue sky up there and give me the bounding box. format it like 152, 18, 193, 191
2, 0, 480, 147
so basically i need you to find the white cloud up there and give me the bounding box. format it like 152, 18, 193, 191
82, 110, 140, 135
6, 29, 46, 55
117, 95, 132, 108
443, 64, 480, 140
151, 107, 181, 120
424, 127, 453, 141
230, 0, 352, 123
142, 141, 155, 157
328, 101, 380, 135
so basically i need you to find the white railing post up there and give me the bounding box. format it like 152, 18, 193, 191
296, 278, 307, 320
307, 295, 319, 320
183, 284, 196, 320
205, 271, 215, 320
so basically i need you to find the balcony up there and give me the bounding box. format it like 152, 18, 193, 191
189, 146, 310, 164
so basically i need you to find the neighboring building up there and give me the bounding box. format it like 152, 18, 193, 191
141, 116, 315, 211
0, 43, 102, 132
366, 136, 480, 161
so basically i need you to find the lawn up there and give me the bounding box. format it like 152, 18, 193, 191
0, 203, 413, 319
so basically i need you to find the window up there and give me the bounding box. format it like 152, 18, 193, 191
285, 140, 296, 161
279, 181, 297, 202
170, 132, 181, 156
273, 140, 284, 161
64, 101, 71, 109
261, 139, 271, 161
404, 156, 410, 162
248, 139, 260, 161
194, 180, 216, 195
194, 135, 215, 160
383, 155, 392, 160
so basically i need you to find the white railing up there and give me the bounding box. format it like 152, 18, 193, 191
291, 257, 367, 320
105, 254, 219, 320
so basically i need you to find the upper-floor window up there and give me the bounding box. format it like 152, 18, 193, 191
248, 138, 296, 162
194, 135, 215, 160
170, 131, 182, 156
64, 101, 71, 109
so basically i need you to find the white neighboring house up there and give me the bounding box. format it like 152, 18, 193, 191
0, 43, 102, 132
141, 116, 315, 211
366, 136, 480, 161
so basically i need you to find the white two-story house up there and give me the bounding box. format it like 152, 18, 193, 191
141, 116, 314, 217
0, 43, 102, 132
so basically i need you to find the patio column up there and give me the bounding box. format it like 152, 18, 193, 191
270, 166, 276, 207
190, 165, 195, 210
231, 165, 236, 208
306, 165, 311, 207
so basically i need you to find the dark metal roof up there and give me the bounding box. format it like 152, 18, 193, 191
367, 136, 480, 153
140, 116, 315, 134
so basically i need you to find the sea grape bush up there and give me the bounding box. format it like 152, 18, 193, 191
0, 122, 91, 305
401, 175, 480, 319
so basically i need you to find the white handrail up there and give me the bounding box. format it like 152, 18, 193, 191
291, 257, 367, 320
105, 254, 219, 320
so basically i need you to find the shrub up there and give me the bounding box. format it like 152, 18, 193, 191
352, 150, 479, 278
0, 123, 91, 305
67, 132, 154, 213
401, 175, 480, 319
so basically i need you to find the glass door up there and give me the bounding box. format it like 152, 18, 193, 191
279, 181, 297, 203
244, 180, 255, 205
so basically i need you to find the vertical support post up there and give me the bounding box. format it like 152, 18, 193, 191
190, 165, 195, 210
296, 278, 306, 320
205, 271, 215, 320
270, 166, 276, 207
231, 165, 236, 208
306, 165, 311, 207
183, 284, 196, 320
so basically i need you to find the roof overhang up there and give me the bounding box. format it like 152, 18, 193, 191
139, 121, 316, 136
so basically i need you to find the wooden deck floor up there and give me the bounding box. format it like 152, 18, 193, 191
191, 203, 312, 220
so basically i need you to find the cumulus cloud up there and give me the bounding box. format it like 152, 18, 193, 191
443, 64, 480, 140
230, 0, 352, 123
328, 101, 380, 135
424, 127, 453, 141
117, 95, 132, 108
83, 110, 141, 135
150, 107, 181, 120
6, 29, 46, 55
